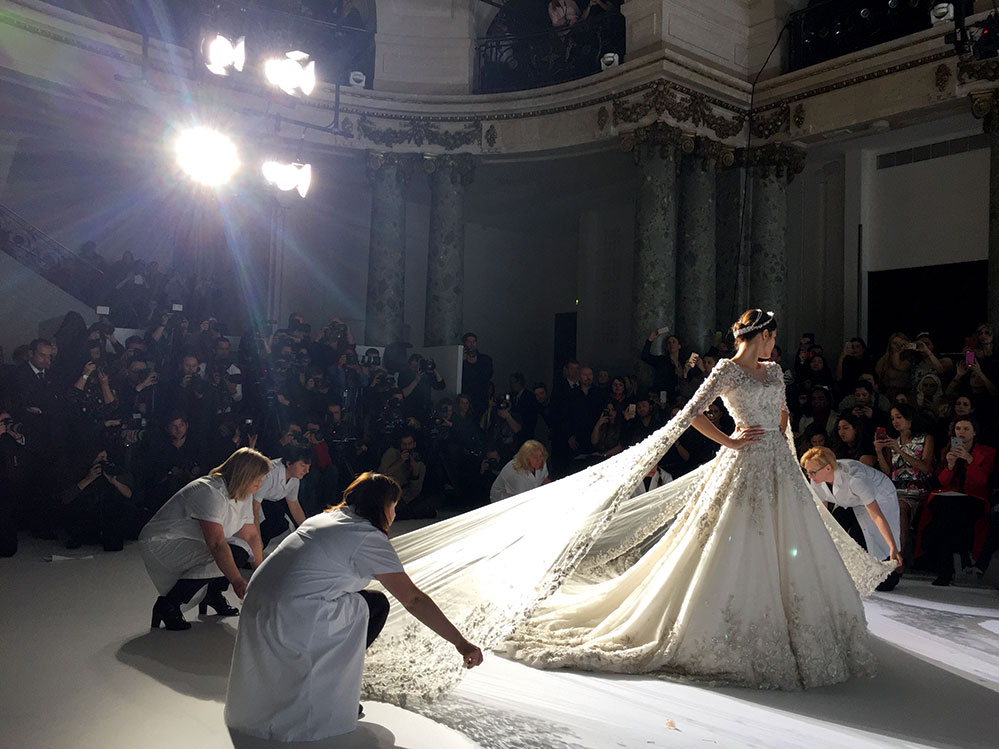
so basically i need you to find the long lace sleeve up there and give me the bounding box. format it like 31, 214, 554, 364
361, 362, 738, 706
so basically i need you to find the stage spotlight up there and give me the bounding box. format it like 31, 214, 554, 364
930, 3, 954, 24
262, 161, 312, 197
204, 34, 245, 76
175, 127, 240, 186
264, 51, 316, 96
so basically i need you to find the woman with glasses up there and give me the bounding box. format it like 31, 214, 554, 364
801, 446, 903, 586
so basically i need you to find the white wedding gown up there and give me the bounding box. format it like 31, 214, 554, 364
361, 360, 894, 704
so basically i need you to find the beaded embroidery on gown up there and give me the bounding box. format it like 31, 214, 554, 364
361, 360, 894, 705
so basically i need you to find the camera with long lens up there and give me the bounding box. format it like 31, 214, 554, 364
419, 357, 436, 375
330, 322, 348, 340
497, 394, 511, 411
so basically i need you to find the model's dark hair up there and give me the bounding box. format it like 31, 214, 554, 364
329, 472, 402, 534
731, 309, 777, 343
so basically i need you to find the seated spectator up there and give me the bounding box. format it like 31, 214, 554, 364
835, 337, 874, 390
631, 462, 672, 497
798, 423, 828, 455
623, 396, 663, 446
378, 432, 433, 520
915, 372, 946, 423
589, 400, 624, 460
911, 332, 954, 385
253, 444, 313, 550
874, 403, 935, 561
61, 447, 137, 551
796, 386, 837, 438
830, 413, 876, 467
915, 416, 996, 585
875, 332, 916, 399
681, 398, 730, 468
532, 382, 552, 449
607, 376, 630, 408
549, 0, 581, 30
946, 353, 998, 401
489, 440, 550, 502
838, 379, 889, 433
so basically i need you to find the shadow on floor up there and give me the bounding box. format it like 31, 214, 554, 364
116, 616, 237, 701
709, 637, 999, 748
229, 723, 401, 749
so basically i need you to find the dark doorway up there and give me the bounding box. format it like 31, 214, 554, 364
868, 261, 986, 355
553, 312, 577, 382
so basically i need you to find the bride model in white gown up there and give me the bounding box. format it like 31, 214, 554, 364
361, 310, 897, 705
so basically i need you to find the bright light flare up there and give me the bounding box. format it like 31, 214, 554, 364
175, 127, 240, 186
262, 161, 312, 197
264, 51, 316, 96
204, 34, 245, 76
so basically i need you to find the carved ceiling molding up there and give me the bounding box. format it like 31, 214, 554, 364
619, 121, 685, 164
354, 115, 482, 151
958, 59, 999, 85
422, 153, 476, 186
611, 79, 746, 141
365, 151, 421, 183
935, 63, 953, 92
740, 142, 807, 183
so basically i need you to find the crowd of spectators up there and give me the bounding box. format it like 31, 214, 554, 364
1, 305, 997, 590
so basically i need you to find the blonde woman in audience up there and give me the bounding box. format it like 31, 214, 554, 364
875, 332, 916, 398
490, 440, 551, 502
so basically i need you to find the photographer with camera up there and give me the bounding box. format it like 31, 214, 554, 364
399, 353, 446, 425
61, 447, 137, 552
0, 409, 26, 556
378, 432, 434, 520
67, 358, 117, 437
142, 414, 206, 517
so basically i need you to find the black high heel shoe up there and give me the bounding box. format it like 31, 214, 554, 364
198, 590, 239, 617
151, 597, 191, 630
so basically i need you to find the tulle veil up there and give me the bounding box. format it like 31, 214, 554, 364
361, 365, 894, 706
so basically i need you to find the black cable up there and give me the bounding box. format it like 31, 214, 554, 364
734, 19, 792, 318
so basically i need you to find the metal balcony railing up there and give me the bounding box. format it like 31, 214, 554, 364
787, 0, 938, 73
475, 11, 626, 94
0, 203, 106, 306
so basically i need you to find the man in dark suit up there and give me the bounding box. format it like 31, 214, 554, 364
461, 332, 494, 417
8, 339, 62, 538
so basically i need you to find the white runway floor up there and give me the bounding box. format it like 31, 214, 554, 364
3, 535, 999, 749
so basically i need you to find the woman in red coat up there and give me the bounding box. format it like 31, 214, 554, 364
915, 417, 996, 585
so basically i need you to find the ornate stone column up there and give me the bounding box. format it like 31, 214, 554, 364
748, 143, 805, 338
622, 123, 680, 376
715, 164, 748, 333
365, 152, 413, 346
424, 154, 475, 347
972, 91, 999, 327
676, 137, 729, 353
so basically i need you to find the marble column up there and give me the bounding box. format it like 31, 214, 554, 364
622, 123, 680, 377
365, 152, 413, 346
748, 144, 805, 340
978, 93, 999, 327
715, 163, 748, 333
676, 137, 721, 353
424, 154, 475, 347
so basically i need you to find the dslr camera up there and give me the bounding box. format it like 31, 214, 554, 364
419, 357, 437, 375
